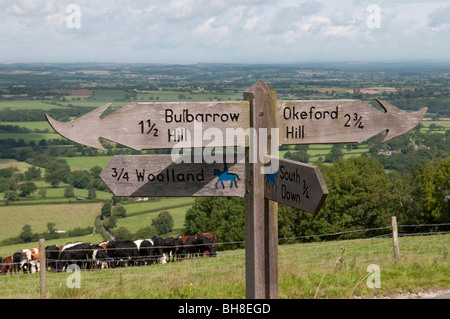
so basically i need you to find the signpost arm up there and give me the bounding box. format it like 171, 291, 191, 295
244, 80, 279, 299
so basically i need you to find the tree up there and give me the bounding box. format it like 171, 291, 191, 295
319, 157, 395, 234
44, 159, 71, 188
0, 177, 10, 193
325, 145, 344, 163
152, 211, 174, 235
17, 181, 37, 197
90, 166, 103, 178
19, 224, 37, 243
103, 216, 116, 230
46, 222, 56, 234
134, 226, 158, 240
184, 197, 245, 249
64, 186, 74, 198
101, 201, 112, 218
71, 170, 91, 189
112, 205, 127, 218
4, 190, 19, 202
414, 156, 450, 223
285, 150, 309, 163
45, 168, 66, 188
88, 187, 96, 199
114, 227, 133, 241
24, 166, 41, 180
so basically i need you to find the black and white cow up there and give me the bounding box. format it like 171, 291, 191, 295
106, 240, 140, 267
163, 237, 184, 262
133, 239, 154, 266
151, 237, 168, 264
56, 243, 110, 271
45, 245, 60, 271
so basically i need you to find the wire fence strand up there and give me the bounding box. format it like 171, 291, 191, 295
0, 223, 449, 298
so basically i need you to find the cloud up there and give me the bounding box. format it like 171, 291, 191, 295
0, 0, 449, 63
427, 5, 450, 28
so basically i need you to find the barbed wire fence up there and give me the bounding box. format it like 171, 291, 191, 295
0, 219, 449, 298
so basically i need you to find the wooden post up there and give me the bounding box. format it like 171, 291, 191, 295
39, 238, 46, 299
244, 80, 278, 299
391, 216, 400, 261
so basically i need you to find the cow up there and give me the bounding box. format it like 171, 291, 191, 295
106, 241, 140, 268
133, 239, 155, 266
13, 252, 26, 273
163, 237, 184, 262
173, 237, 184, 261
183, 236, 199, 259
21, 248, 40, 273
0, 256, 14, 275
200, 232, 218, 257
45, 245, 60, 271
180, 235, 195, 244
56, 243, 110, 271
195, 235, 217, 257
151, 237, 167, 264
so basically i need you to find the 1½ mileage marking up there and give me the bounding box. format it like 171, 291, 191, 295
139, 119, 159, 136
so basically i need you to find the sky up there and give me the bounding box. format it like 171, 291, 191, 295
0, 0, 449, 64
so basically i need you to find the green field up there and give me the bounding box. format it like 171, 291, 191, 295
0, 159, 34, 173
1, 121, 53, 131
135, 90, 242, 102
0, 233, 448, 299
0, 132, 57, 142
61, 156, 112, 170
92, 90, 128, 101
116, 202, 194, 235
0, 101, 66, 111
0, 202, 102, 243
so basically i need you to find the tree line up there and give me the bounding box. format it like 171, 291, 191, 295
184, 156, 449, 248
0, 153, 107, 202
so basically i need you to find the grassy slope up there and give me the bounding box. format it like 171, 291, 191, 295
0, 234, 448, 299
0, 203, 102, 242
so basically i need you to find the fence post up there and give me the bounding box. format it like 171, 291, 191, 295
391, 216, 400, 261
39, 238, 46, 298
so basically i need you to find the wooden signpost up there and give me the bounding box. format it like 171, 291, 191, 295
264, 155, 328, 214
278, 99, 427, 145
46, 80, 426, 300
46, 101, 249, 150
100, 154, 245, 198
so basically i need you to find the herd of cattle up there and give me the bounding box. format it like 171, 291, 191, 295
0, 233, 218, 274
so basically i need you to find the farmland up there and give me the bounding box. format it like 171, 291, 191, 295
1, 232, 448, 299
0, 62, 449, 299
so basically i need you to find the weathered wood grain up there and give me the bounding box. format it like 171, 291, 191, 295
277, 99, 427, 145
100, 154, 245, 197
264, 156, 328, 214
244, 80, 279, 299
46, 101, 250, 150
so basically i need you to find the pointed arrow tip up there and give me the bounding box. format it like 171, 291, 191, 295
379, 102, 427, 142
45, 104, 111, 151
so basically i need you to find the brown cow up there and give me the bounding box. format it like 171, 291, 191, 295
0, 256, 14, 275
180, 235, 197, 244
21, 248, 40, 273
